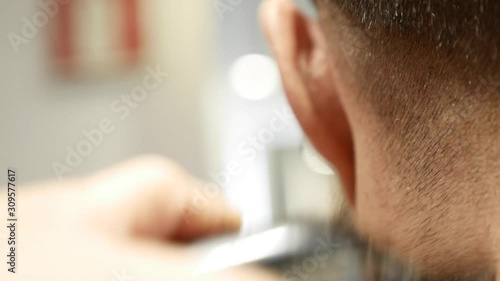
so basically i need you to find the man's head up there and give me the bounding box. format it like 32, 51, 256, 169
261, 0, 500, 278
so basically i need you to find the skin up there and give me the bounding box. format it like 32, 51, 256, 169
260, 0, 500, 279
0, 156, 280, 281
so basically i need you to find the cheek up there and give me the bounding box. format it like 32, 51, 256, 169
354, 183, 404, 248
353, 181, 492, 274
352, 153, 421, 253
352, 136, 409, 249
353, 185, 437, 272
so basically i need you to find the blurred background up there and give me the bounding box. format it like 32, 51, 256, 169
0, 0, 341, 235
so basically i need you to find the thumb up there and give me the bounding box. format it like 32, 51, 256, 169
83, 156, 241, 241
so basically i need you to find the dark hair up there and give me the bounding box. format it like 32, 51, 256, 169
324, 0, 500, 69
318, 0, 500, 132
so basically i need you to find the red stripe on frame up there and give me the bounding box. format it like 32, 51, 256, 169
56, 0, 73, 66
122, 0, 140, 62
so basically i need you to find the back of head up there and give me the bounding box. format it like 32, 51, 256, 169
261, 0, 500, 277
317, 0, 500, 277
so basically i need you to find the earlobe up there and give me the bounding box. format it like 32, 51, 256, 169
260, 0, 356, 207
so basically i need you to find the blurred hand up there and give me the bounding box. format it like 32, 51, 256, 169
0, 156, 279, 281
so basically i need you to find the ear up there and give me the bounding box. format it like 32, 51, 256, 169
260, 0, 356, 206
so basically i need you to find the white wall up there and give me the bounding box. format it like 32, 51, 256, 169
0, 0, 215, 183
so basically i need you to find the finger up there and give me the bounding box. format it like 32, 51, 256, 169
84, 155, 241, 241
173, 184, 241, 241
